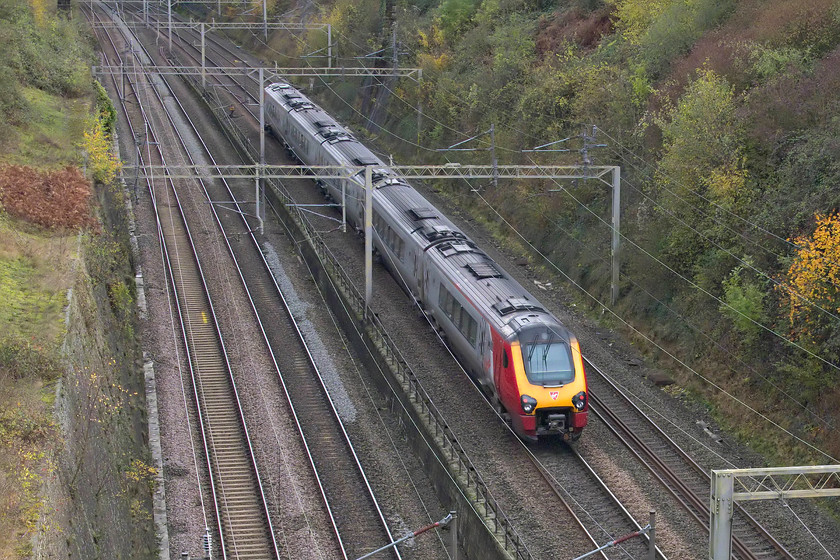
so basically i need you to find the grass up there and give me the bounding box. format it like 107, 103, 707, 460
0, 221, 78, 343
0, 87, 90, 169
0, 172, 81, 559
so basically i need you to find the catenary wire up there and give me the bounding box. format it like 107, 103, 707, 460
242, 8, 840, 451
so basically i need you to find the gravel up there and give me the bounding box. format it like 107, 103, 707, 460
115, 19, 454, 560
261, 240, 358, 423
115, 13, 840, 560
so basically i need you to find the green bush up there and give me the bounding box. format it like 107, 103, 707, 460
0, 64, 28, 123
0, 0, 94, 99
94, 80, 117, 136
83, 232, 128, 288
748, 44, 811, 82
720, 263, 766, 344
438, 0, 480, 42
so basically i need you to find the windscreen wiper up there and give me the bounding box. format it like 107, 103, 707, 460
543, 333, 554, 364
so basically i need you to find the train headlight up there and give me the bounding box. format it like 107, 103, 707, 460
572, 391, 587, 411
520, 395, 537, 414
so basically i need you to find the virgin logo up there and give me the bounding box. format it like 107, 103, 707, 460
550, 391, 559, 400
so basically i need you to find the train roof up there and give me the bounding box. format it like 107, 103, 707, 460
372, 179, 568, 338
266, 82, 569, 340
425, 237, 567, 338
267, 82, 381, 166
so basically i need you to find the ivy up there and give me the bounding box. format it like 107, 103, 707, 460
720, 262, 765, 345
94, 80, 117, 136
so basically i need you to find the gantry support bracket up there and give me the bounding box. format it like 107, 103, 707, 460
710, 465, 840, 559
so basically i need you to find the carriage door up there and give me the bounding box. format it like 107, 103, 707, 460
480, 320, 493, 388
413, 253, 422, 302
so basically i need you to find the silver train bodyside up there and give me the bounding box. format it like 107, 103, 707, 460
264, 82, 589, 440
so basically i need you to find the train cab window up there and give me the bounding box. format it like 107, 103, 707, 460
503, 350, 509, 368
520, 330, 575, 386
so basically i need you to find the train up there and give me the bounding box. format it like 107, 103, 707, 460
264, 81, 589, 441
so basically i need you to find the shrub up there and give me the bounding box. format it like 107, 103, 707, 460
655, 68, 744, 198
94, 80, 117, 136
0, 335, 62, 382
0, 64, 27, 124
81, 114, 121, 185
608, 0, 673, 43
438, 0, 480, 42
83, 231, 127, 288
720, 262, 766, 344
636, 0, 736, 80
17, 10, 94, 96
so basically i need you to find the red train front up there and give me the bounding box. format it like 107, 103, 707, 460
492, 319, 588, 441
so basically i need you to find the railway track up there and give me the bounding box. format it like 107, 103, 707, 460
529, 446, 664, 559
85, 7, 281, 559
109, 10, 702, 558
92, 7, 807, 559
585, 358, 794, 560
89, 4, 405, 558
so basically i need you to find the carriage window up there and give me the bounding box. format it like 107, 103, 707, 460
438, 287, 478, 347
467, 317, 478, 346
374, 215, 404, 261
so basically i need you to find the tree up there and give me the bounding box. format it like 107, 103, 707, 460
608, 0, 673, 43
652, 68, 748, 273
784, 212, 840, 352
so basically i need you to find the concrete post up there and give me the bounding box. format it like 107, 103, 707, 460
610, 166, 621, 306
648, 510, 655, 560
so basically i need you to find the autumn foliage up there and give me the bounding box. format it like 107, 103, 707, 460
0, 165, 95, 230
82, 113, 121, 185
784, 213, 840, 345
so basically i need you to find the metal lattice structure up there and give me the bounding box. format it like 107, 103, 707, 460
123, 163, 616, 180
123, 163, 622, 305
89, 21, 331, 31
95, 64, 422, 79
710, 465, 840, 559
